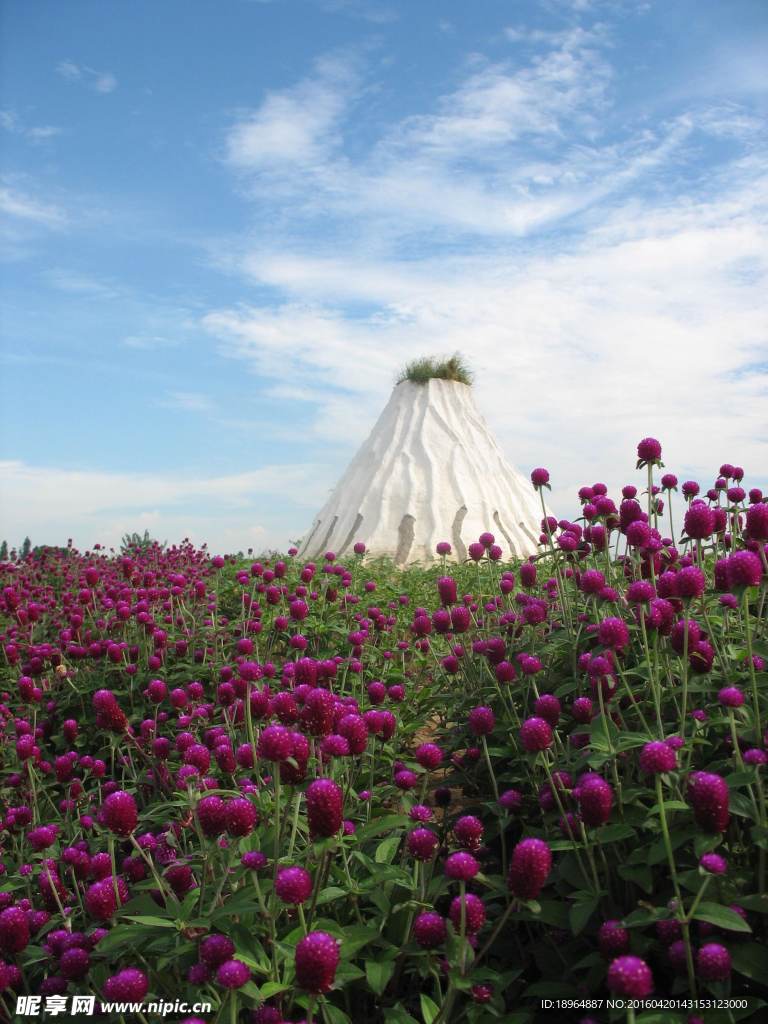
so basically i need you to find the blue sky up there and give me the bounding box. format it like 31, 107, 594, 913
1, 0, 766, 553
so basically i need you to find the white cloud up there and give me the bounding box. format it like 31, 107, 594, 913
160, 391, 214, 413
0, 460, 330, 553
0, 186, 66, 228
225, 54, 358, 169
1, 110, 61, 141
56, 60, 117, 93
45, 269, 119, 296
122, 334, 180, 350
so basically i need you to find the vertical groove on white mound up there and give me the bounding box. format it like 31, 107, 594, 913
298, 378, 546, 563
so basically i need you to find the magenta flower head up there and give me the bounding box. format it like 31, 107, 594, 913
0, 906, 30, 954
499, 788, 523, 812
407, 828, 439, 862
637, 438, 662, 465
200, 934, 236, 966
413, 911, 447, 948
661, 473, 678, 490
353, 541, 366, 555
696, 943, 731, 982
468, 542, 485, 562
597, 617, 629, 650
454, 816, 484, 850
598, 920, 630, 957
468, 706, 495, 737
415, 743, 443, 770
508, 838, 552, 900
607, 956, 653, 997
575, 775, 613, 827
306, 778, 343, 839
275, 866, 313, 905
684, 502, 715, 540
100, 790, 138, 837
520, 716, 553, 752
531, 467, 550, 488
103, 968, 149, 1001
676, 566, 706, 600
725, 550, 762, 590
216, 959, 251, 989
295, 931, 340, 993
639, 741, 677, 775
700, 852, 727, 875
437, 576, 457, 606
444, 851, 479, 881
257, 724, 293, 762
718, 686, 744, 708
436, 541, 452, 556
197, 795, 227, 838
688, 772, 730, 833
745, 502, 768, 541
449, 892, 486, 934
224, 797, 258, 837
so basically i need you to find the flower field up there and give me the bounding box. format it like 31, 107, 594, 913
1, 441, 767, 1024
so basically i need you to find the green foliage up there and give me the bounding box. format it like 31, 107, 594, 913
120, 529, 167, 554
395, 352, 473, 386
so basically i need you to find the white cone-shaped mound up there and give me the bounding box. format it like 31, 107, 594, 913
299, 379, 544, 564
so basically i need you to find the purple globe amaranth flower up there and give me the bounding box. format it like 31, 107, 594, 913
468, 542, 485, 562
454, 816, 484, 850
696, 943, 731, 982
468, 706, 495, 737
520, 716, 553, 752
684, 502, 715, 540
0, 906, 30, 954
577, 775, 614, 826
626, 580, 654, 604
607, 956, 653, 997
597, 617, 629, 650
598, 920, 630, 957
295, 931, 340, 994
499, 788, 523, 812
639, 741, 677, 775
436, 541, 452, 556
407, 828, 439, 862
531, 467, 550, 488
625, 521, 651, 549
534, 694, 561, 726
413, 911, 447, 949
700, 852, 727, 875
197, 795, 227, 838
688, 772, 730, 833
661, 473, 678, 489
306, 778, 343, 839
682, 480, 700, 498
725, 550, 762, 589
437, 576, 457, 606
241, 851, 267, 871
444, 851, 480, 881
637, 438, 662, 464
676, 566, 706, 600
275, 866, 313, 905
200, 934, 236, 966
103, 968, 149, 1001
415, 743, 443, 770
224, 797, 258, 837
449, 892, 486, 934
508, 838, 552, 900
257, 724, 293, 762
216, 959, 251, 989
353, 541, 366, 555
745, 502, 768, 541
718, 686, 744, 708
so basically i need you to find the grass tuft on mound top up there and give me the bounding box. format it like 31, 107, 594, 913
395, 353, 473, 386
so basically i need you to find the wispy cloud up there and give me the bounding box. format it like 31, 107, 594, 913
56, 60, 117, 94
160, 391, 215, 413
0, 110, 61, 142
0, 185, 67, 228
0, 460, 329, 552
45, 269, 120, 297
122, 334, 181, 350
225, 53, 360, 170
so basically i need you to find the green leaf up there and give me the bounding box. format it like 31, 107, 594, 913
692, 902, 751, 933
124, 915, 177, 928
316, 887, 347, 905
366, 958, 395, 996
617, 863, 653, 895
258, 981, 290, 999
375, 834, 402, 864
597, 823, 636, 843
569, 895, 598, 935
420, 993, 440, 1024
731, 941, 768, 979
322, 1005, 352, 1024
383, 1006, 419, 1024
736, 893, 768, 914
